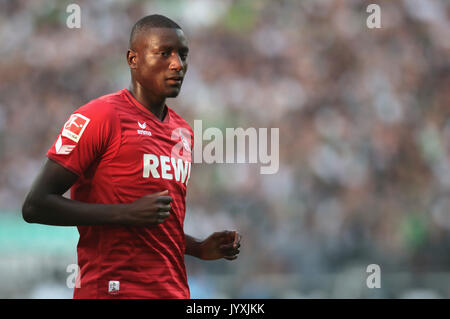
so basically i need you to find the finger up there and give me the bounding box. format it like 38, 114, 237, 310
219, 230, 237, 243
146, 190, 169, 197
220, 231, 240, 247
224, 255, 238, 261
220, 245, 240, 256
220, 240, 241, 250
159, 211, 170, 219
219, 243, 233, 250
233, 232, 239, 248
156, 215, 169, 224
214, 230, 231, 238
157, 195, 173, 204
158, 204, 171, 212
223, 250, 240, 258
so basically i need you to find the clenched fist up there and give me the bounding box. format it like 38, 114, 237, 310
122, 190, 173, 226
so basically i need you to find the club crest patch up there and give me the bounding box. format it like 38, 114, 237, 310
108, 280, 120, 295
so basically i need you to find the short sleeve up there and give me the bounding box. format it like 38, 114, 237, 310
47, 100, 120, 176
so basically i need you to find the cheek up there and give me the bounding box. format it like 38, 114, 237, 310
139, 64, 164, 86
138, 56, 162, 75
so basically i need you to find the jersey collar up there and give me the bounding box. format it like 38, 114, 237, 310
123, 88, 171, 124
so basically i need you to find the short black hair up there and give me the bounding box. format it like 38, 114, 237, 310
129, 14, 182, 49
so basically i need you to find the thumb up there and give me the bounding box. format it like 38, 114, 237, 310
145, 190, 169, 198
156, 189, 169, 195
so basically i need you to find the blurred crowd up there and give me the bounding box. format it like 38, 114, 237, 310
0, 0, 449, 298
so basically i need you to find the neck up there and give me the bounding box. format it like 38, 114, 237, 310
129, 82, 167, 121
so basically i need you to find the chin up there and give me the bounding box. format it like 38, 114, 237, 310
166, 88, 181, 98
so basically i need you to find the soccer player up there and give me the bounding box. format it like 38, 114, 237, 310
22, 14, 241, 299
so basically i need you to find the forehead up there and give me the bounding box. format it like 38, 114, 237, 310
139, 28, 188, 50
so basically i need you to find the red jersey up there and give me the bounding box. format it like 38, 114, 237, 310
46, 88, 193, 299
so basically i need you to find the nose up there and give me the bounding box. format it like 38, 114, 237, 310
169, 53, 183, 71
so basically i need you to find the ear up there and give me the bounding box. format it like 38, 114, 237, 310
127, 49, 137, 69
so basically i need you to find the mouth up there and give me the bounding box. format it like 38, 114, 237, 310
166, 76, 183, 86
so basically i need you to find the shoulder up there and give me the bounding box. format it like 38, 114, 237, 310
74, 90, 126, 122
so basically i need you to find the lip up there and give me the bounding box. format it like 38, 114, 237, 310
166, 77, 183, 85
166, 76, 183, 81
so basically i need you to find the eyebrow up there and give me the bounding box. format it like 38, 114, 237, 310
153, 44, 189, 52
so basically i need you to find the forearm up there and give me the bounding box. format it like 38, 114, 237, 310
22, 192, 127, 226
185, 234, 203, 259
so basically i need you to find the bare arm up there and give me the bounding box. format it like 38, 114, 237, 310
22, 158, 172, 226
23, 158, 241, 260
185, 234, 203, 258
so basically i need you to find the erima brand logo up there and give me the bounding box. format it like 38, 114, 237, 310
137, 121, 152, 136
62, 113, 90, 143
108, 281, 120, 295
143, 154, 191, 185
55, 135, 76, 155
138, 121, 146, 129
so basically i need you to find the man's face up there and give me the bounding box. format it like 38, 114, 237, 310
128, 28, 188, 98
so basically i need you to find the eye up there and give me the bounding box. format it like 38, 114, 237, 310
160, 51, 170, 57
179, 50, 189, 60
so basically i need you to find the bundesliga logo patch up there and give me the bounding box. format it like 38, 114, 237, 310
62, 113, 90, 143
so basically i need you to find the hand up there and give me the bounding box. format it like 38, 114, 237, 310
123, 190, 173, 226
199, 230, 241, 261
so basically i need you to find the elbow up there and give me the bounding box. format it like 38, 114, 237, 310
22, 195, 39, 224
